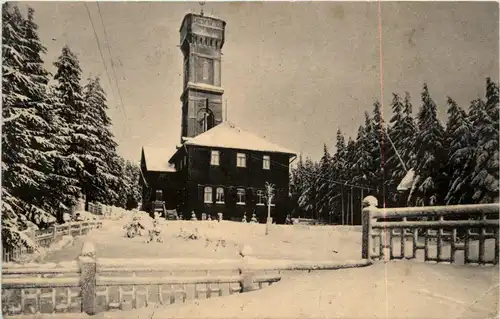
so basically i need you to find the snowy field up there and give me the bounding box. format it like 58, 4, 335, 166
40, 214, 495, 265
41, 216, 363, 263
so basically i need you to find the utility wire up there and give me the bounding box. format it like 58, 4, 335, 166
95, 2, 129, 120
383, 127, 408, 173
249, 154, 377, 191
83, 3, 115, 103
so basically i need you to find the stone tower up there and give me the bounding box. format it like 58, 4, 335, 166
179, 13, 226, 141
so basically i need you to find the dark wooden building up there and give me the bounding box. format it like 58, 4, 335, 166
140, 12, 297, 223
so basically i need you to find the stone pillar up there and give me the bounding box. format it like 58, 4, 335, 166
362, 196, 378, 260
79, 242, 97, 315
238, 245, 255, 293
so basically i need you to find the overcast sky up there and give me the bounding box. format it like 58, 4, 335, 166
22, 1, 499, 163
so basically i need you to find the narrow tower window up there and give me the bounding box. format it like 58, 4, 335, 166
202, 59, 209, 81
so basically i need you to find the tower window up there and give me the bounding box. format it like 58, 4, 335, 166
236, 188, 246, 205
263, 155, 270, 170
204, 187, 213, 203
202, 60, 209, 80
211, 150, 220, 166
236, 153, 246, 168
216, 187, 224, 203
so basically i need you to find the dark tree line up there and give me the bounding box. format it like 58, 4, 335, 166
291, 79, 499, 224
2, 3, 141, 250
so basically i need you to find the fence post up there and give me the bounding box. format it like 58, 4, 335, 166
79, 241, 97, 315
239, 245, 255, 292
362, 196, 378, 260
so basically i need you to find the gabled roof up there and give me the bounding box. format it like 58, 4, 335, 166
180, 121, 296, 156
142, 146, 177, 172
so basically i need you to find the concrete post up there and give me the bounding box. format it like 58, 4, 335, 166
361, 196, 378, 260
79, 241, 97, 315
238, 245, 255, 293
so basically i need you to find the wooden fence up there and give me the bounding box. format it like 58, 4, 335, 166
2, 221, 102, 263
361, 200, 499, 265
2, 241, 370, 316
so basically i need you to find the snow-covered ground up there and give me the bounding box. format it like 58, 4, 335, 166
6, 215, 499, 319
41, 217, 363, 262
10, 262, 498, 319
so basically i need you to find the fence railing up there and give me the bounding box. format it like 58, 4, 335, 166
361, 199, 499, 265
87, 202, 103, 215
2, 221, 102, 263
2, 241, 370, 316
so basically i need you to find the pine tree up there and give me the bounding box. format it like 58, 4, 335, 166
53, 46, 102, 211
470, 78, 499, 203
297, 158, 319, 219
328, 129, 347, 223
444, 97, 474, 204
352, 114, 377, 189
123, 160, 142, 210
315, 144, 331, 222
290, 154, 305, 217
385, 93, 417, 206
83, 77, 121, 205
1, 4, 57, 249
408, 84, 447, 206
370, 100, 388, 203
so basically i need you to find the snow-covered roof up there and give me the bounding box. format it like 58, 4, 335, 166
397, 168, 415, 191
142, 146, 177, 172
179, 122, 296, 156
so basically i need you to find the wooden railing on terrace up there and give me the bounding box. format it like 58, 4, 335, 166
361, 199, 499, 265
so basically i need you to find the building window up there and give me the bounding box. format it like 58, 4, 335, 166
216, 187, 224, 203
211, 150, 220, 166
155, 190, 163, 201
236, 188, 246, 205
202, 59, 209, 80
263, 155, 270, 170
204, 187, 213, 203
237, 153, 246, 168
256, 190, 265, 206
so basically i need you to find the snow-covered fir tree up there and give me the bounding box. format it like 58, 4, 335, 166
1, 4, 61, 250
297, 158, 319, 219
385, 93, 417, 206
470, 78, 499, 203
370, 100, 388, 203
83, 77, 121, 205
315, 144, 331, 222
444, 97, 475, 204
353, 114, 377, 190
327, 129, 347, 223
53, 46, 103, 210
123, 160, 142, 210
408, 84, 447, 206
